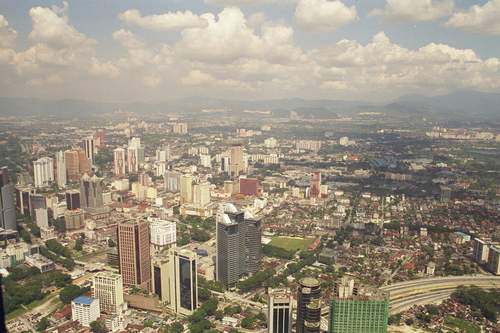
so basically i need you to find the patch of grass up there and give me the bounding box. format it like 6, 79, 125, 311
270, 237, 313, 252
444, 316, 480, 333
6, 293, 58, 321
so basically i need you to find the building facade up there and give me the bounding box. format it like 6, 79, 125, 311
268, 288, 292, 333
0, 167, 16, 232
80, 174, 104, 209
33, 157, 54, 188
113, 148, 126, 177
55, 150, 67, 188
92, 272, 125, 314
71, 296, 100, 327
297, 278, 321, 333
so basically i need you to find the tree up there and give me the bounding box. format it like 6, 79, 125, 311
90, 320, 108, 333
168, 322, 183, 333
59, 284, 87, 304
74, 238, 84, 251
198, 287, 211, 302
107, 238, 115, 247
215, 310, 224, 321
36, 317, 49, 332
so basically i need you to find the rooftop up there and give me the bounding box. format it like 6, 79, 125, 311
72, 296, 96, 306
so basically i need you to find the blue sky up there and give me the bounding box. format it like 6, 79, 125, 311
0, 0, 499, 102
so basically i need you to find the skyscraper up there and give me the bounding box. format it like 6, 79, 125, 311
55, 150, 66, 188
309, 172, 321, 199
216, 203, 262, 288
92, 271, 125, 314
268, 288, 292, 333
180, 174, 193, 204
148, 217, 176, 252
15, 186, 33, 217
151, 247, 198, 315
0, 167, 16, 232
33, 157, 54, 188
113, 148, 126, 177
83, 137, 96, 165
127, 137, 144, 174
65, 189, 81, 210
229, 145, 245, 178
193, 182, 210, 208
164, 171, 181, 193
65, 148, 91, 182
80, 174, 104, 209
117, 219, 151, 289
297, 277, 321, 333
328, 278, 389, 333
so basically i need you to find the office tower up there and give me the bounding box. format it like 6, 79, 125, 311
64, 209, 85, 230
15, 186, 33, 217
148, 217, 176, 252
0, 167, 16, 231
113, 148, 126, 177
239, 178, 261, 196
220, 155, 230, 173
268, 289, 292, 333
94, 130, 105, 149
304, 299, 321, 333
33, 157, 54, 188
193, 182, 210, 208
65, 148, 91, 182
127, 137, 144, 174
216, 203, 262, 288
309, 172, 321, 199
180, 174, 193, 204
83, 137, 96, 165
297, 277, 321, 333
487, 246, 500, 275
35, 208, 49, 229
151, 247, 198, 315
172, 123, 188, 134
55, 150, 66, 188
71, 296, 100, 327
156, 145, 170, 162
117, 219, 151, 289
65, 190, 81, 210
164, 171, 181, 193
29, 193, 47, 218
328, 278, 389, 333
92, 272, 125, 314
80, 174, 104, 209
229, 145, 245, 178
473, 238, 490, 264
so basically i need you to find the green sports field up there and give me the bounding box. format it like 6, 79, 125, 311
270, 237, 314, 252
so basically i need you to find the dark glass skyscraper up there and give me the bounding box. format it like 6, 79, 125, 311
0, 167, 16, 232
297, 277, 321, 333
216, 203, 262, 288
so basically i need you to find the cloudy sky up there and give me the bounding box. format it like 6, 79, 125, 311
0, 0, 499, 102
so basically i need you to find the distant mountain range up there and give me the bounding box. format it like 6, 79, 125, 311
0, 90, 499, 120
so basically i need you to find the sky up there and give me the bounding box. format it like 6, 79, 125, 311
0, 0, 500, 102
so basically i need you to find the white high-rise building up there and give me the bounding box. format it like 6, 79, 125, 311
180, 174, 193, 204
55, 150, 66, 188
33, 157, 54, 188
156, 145, 170, 162
35, 208, 49, 229
71, 296, 100, 327
113, 148, 126, 177
92, 272, 125, 314
473, 238, 490, 264
200, 154, 212, 168
193, 182, 210, 208
268, 289, 292, 333
83, 137, 96, 165
127, 138, 144, 174
148, 217, 176, 251
164, 171, 181, 193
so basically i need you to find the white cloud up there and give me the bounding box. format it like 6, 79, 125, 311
446, 0, 500, 35
90, 57, 120, 78
295, 0, 358, 32
205, 0, 293, 5
176, 7, 302, 63
118, 9, 208, 31
0, 14, 17, 64
182, 70, 215, 86
370, 0, 454, 22
143, 74, 162, 87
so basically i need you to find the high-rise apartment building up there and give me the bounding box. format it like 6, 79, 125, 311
83, 137, 96, 165
180, 174, 193, 204
148, 217, 176, 252
35, 208, 49, 229
0, 167, 16, 231
156, 145, 170, 162
487, 246, 500, 275
127, 137, 144, 174
164, 171, 181, 193
113, 148, 126, 177
216, 203, 261, 288
229, 145, 245, 178
92, 271, 125, 314
55, 150, 66, 188
328, 278, 389, 333
473, 238, 490, 264
309, 172, 321, 199
80, 174, 104, 209
118, 219, 151, 289
71, 296, 100, 327
268, 288, 292, 333
193, 182, 210, 208
65, 148, 91, 182
15, 186, 33, 217
297, 277, 321, 333
172, 123, 188, 134
33, 157, 54, 188
151, 247, 198, 315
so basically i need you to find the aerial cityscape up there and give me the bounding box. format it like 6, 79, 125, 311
0, 1, 499, 333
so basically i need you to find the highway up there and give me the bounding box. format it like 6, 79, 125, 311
381, 275, 500, 314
